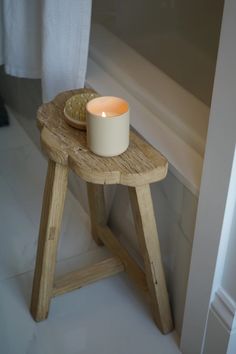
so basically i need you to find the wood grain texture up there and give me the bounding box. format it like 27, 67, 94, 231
129, 185, 173, 334
37, 89, 168, 186
87, 183, 106, 245
30, 160, 68, 321
41, 127, 68, 166
53, 257, 124, 297
32, 89, 173, 333
96, 225, 148, 293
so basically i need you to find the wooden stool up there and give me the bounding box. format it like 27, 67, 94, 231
30, 89, 173, 334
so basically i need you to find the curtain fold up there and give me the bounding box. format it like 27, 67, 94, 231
0, 0, 92, 102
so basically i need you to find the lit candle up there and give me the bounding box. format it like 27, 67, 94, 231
86, 96, 130, 157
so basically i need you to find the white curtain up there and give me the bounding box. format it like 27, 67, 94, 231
0, 0, 92, 102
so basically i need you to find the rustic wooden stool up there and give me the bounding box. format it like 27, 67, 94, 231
30, 89, 173, 334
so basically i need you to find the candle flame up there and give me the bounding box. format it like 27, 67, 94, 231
101, 111, 106, 117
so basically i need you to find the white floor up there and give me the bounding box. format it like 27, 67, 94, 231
0, 111, 181, 354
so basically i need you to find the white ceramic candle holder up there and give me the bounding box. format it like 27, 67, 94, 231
86, 96, 130, 157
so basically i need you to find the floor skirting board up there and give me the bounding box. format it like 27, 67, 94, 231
203, 287, 236, 354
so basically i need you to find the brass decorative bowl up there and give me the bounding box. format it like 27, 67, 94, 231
64, 90, 99, 130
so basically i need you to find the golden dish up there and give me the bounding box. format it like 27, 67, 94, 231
64, 90, 99, 130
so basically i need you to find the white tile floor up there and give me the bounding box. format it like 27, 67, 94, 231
0, 112, 181, 354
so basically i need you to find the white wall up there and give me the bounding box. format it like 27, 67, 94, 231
222, 210, 236, 301
181, 0, 236, 352
203, 154, 236, 353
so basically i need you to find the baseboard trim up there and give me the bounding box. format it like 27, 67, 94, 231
212, 287, 236, 332
203, 287, 236, 354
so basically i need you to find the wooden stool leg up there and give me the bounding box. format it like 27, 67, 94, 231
31, 160, 68, 321
129, 184, 173, 334
87, 183, 106, 245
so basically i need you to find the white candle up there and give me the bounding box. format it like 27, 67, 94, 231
86, 96, 130, 157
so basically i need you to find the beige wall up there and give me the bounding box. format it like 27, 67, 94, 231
93, 0, 224, 57
92, 0, 224, 105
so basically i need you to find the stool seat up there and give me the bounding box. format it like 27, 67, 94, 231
31, 89, 173, 335
38, 89, 168, 186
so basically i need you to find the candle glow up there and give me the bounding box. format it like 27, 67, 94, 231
86, 96, 130, 156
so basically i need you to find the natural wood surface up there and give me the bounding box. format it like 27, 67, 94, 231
37, 89, 168, 186
31, 88, 173, 333
129, 185, 173, 334
87, 183, 106, 245
31, 160, 68, 321
53, 257, 124, 297
96, 225, 148, 293
40, 127, 68, 166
